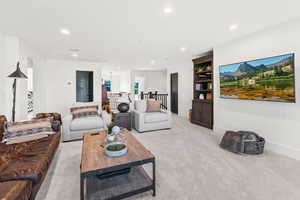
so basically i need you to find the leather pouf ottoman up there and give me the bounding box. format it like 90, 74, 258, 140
220, 131, 265, 155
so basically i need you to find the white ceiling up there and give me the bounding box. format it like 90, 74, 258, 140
0, 0, 300, 69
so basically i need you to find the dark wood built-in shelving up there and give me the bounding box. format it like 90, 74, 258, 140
196, 89, 212, 92
195, 70, 212, 74
194, 80, 212, 83
191, 53, 214, 129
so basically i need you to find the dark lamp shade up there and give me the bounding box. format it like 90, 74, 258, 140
7, 62, 27, 79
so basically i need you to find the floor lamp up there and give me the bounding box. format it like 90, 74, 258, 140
7, 62, 27, 122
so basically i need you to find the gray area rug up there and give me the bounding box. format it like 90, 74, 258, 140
36, 115, 300, 200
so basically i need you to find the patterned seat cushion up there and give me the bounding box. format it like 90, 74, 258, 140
70, 116, 105, 131
144, 112, 169, 123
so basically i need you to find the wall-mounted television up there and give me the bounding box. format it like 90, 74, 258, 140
219, 53, 295, 103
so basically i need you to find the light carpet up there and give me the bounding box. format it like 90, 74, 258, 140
36, 115, 300, 200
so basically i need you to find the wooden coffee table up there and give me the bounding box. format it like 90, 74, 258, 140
80, 130, 156, 200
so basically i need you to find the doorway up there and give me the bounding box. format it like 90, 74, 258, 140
170, 73, 178, 114
76, 71, 94, 102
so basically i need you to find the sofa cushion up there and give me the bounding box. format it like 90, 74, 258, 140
134, 100, 147, 112
0, 133, 60, 183
70, 116, 104, 131
144, 112, 169, 123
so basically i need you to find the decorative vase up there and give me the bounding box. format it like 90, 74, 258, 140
117, 103, 129, 113
112, 126, 121, 135
199, 94, 204, 100
207, 93, 212, 100
107, 134, 115, 142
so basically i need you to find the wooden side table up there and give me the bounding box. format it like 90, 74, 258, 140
112, 112, 132, 131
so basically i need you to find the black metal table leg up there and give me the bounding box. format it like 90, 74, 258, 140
152, 159, 156, 196
80, 174, 84, 200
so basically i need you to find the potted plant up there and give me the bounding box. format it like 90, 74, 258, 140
107, 122, 116, 142
107, 122, 116, 135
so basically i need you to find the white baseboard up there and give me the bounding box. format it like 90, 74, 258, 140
266, 142, 300, 161
214, 127, 300, 161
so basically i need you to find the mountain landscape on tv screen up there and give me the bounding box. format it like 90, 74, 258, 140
220, 54, 295, 102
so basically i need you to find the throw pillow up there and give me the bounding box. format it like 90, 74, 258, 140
71, 106, 99, 119
2, 118, 54, 144
134, 100, 147, 112
147, 100, 161, 112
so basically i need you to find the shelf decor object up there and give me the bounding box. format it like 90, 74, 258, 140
7, 62, 27, 122
117, 103, 130, 113
191, 53, 214, 129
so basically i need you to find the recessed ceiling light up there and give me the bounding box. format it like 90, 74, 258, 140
180, 47, 187, 52
60, 28, 71, 35
163, 7, 173, 14
71, 52, 78, 57
229, 24, 238, 31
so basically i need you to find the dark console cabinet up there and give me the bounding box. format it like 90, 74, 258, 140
191, 100, 213, 129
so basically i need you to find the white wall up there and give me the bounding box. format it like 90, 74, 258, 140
0, 35, 31, 121
214, 19, 300, 160
0, 33, 44, 120
0, 32, 5, 115
36, 59, 103, 117
19, 39, 45, 119
166, 64, 193, 117
3, 36, 22, 120
164, 19, 300, 160
131, 70, 167, 94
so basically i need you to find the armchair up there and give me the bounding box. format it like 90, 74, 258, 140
132, 100, 172, 132
62, 102, 111, 142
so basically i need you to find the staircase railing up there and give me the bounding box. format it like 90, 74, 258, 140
140, 92, 168, 110
108, 92, 168, 111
